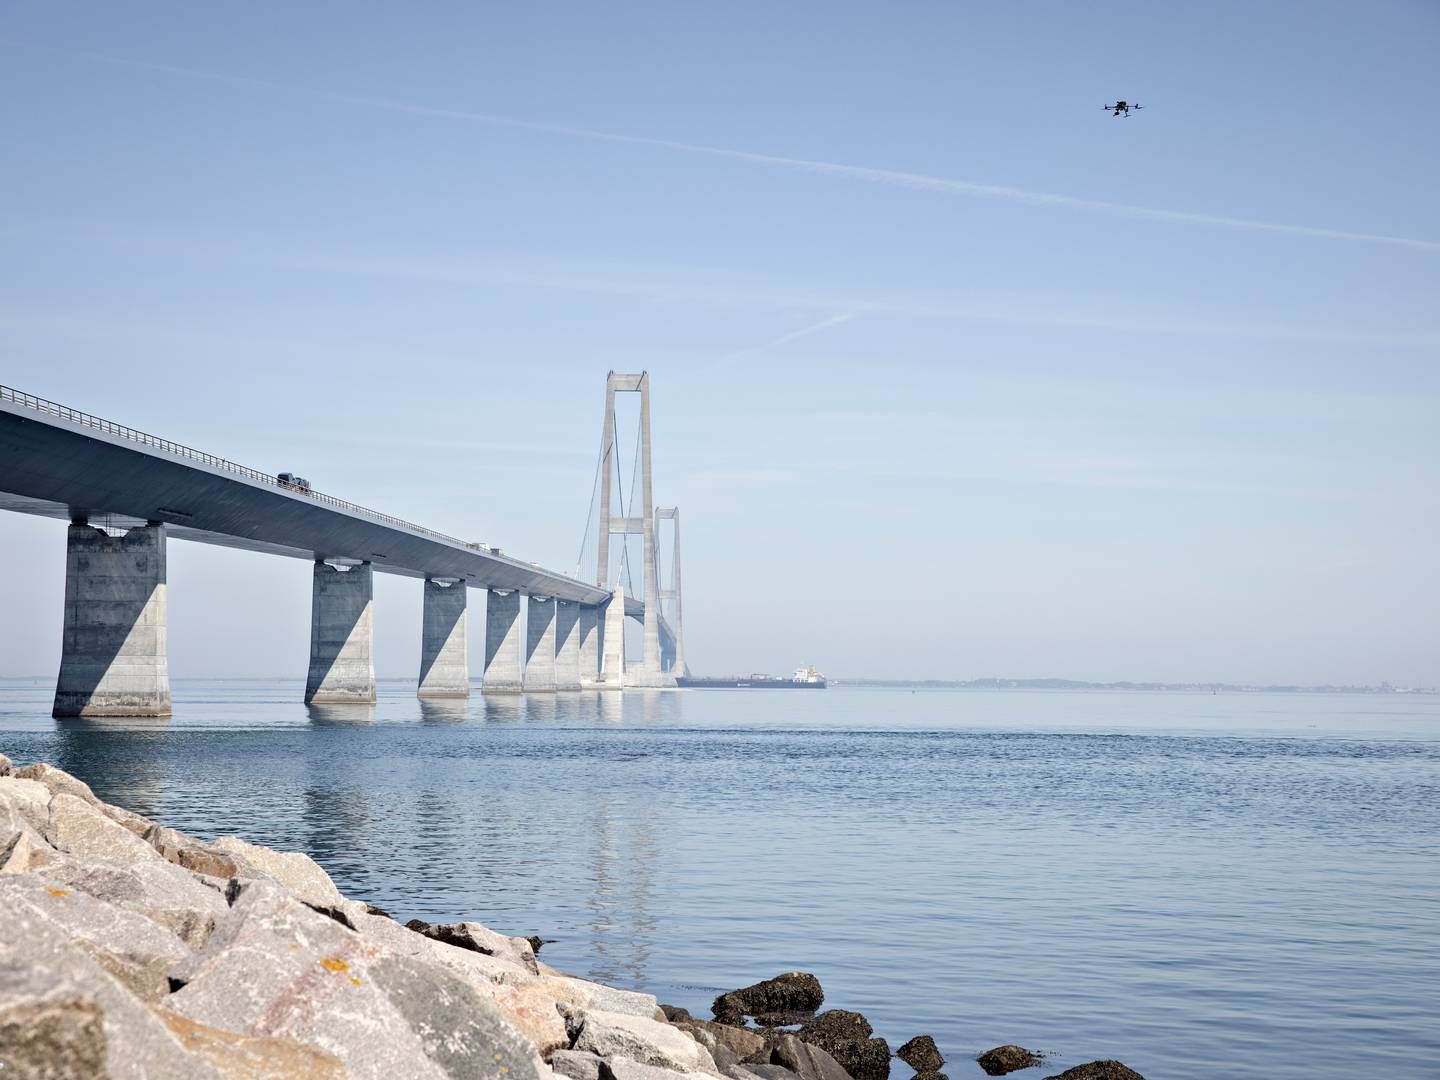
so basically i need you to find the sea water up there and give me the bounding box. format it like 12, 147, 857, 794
2, 680, 1436, 1079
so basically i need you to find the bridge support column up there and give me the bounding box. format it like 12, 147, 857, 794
482, 589, 523, 693
555, 600, 581, 691
53, 521, 171, 718
419, 578, 468, 699
523, 595, 557, 692
597, 587, 626, 690
305, 560, 375, 704
578, 605, 601, 688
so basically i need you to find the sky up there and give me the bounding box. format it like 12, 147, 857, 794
1, 2, 1437, 685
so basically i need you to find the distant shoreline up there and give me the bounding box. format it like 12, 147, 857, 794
831, 678, 1438, 695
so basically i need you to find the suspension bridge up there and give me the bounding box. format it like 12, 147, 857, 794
0, 372, 688, 717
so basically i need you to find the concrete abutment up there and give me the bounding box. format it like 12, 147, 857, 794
482, 589, 523, 693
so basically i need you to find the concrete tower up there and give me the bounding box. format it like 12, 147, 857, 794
655, 506, 688, 678
596, 372, 673, 688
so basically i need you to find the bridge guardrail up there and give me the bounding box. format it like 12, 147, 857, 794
0, 383, 590, 588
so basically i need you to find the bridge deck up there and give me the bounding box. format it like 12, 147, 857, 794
0, 385, 641, 613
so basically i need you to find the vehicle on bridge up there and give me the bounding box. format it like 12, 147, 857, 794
276, 472, 312, 493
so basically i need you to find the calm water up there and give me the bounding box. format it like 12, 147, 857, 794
3, 680, 1437, 1080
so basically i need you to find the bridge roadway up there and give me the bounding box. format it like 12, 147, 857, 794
0, 384, 672, 713
0, 386, 641, 610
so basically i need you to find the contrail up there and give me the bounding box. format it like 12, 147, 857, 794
9, 41, 1439, 253
719, 312, 857, 362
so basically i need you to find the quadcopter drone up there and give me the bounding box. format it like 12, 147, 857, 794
1104, 100, 1143, 117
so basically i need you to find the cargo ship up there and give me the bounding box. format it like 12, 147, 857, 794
676, 665, 827, 689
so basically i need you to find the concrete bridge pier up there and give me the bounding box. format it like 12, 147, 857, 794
554, 600, 581, 691
418, 577, 468, 699
523, 595, 557, 692
305, 560, 376, 704
597, 586, 626, 690
52, 520, 171, 718
482, 589, 523, 693
577, 605, 601, 688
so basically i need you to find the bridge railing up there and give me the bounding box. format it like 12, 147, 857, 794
0, 383, 561, 576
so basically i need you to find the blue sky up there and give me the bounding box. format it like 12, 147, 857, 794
2, 2, 1437, 684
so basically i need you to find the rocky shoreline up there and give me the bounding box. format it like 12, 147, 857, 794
1, 755, 1143, 1080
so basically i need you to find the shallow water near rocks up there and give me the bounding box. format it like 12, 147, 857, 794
3, 680, 1438, 1080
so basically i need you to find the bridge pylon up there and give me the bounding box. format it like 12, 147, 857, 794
655, 506, 688, 678
596, 372, 674, 688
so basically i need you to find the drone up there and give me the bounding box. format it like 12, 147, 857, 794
1104, 100, 1143, 117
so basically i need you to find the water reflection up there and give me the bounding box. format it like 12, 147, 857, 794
479, 694, 526, 724
52, 719, 171, 820
306, 703, 377, 725
418, 700, 468, 725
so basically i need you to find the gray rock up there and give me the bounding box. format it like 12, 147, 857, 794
45, 792, 162, 865
538, 974, 661, 1018
0, 900, 221, 1079
13, 763, 154, 838
347, 909, 569, 1053
552, 1048, 606, 1080
713, 972, 824, 1026
143, 824, 240, 880
405, 919, 540, 973
153, 1006, 348, 1078
571, 1008, 718, 1073
1043, 1063, 1144, 1080
13, 762, 96, 803
371, 953, 548, 1080
670, 1014, 769, 1063
771, 1034, 853, 1080
1, 828, 54, 876
0, 752, 10, 776
35, 852, 228, 950
731, 1067, 801, 1080
601, 1058, 694, 1080
167, 881, 543, 1080
977, 1046, 1044, 1076
797, 1011, 889, 1080
897, 1036, 943, 1072
0, 777, 52, 834
211, 835, 345, 908
1, 875, 191, 1003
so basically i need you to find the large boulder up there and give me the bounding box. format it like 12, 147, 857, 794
569, 1007, 718, 1073
35, 852, 228, 949
769, 1033, 852, 1080
345, 910, 568, 1054
0, 752, 10, 776
0, 901, 221, 1079
730, 1067, 801, 1080
978, 1045, 1043, 1076
712, 973, 824, 1026
13, 762, 154, 837
0, 777, 53, 834
796, 1010, 889, 1080
405, 918, 540, 973
551, 1049, 606, 1080
212, 835, 344, 908
601, 1059, 696, 1080
154, 1007, 348, 1079
668, 1013, 769, 1064
45, 792, 162, 865
144, 824, 241, 880
1, 875, 191, 1002
1043, 1063, 1144, 1080
167, 880, 545, 1080
542, 974, 661, 1018
897, 1036, 943, 1073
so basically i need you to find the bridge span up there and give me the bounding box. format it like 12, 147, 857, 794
0, 378, 682, 717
